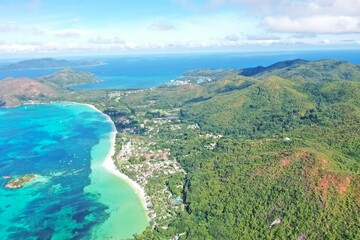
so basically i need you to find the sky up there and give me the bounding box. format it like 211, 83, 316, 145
0, 0, 359, 57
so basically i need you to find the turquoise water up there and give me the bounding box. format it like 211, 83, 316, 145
1, 50, 359, 89
0, 103, 148, 239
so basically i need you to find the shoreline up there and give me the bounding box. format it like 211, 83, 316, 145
82, 103, 150, 217
15, 101, 150, 216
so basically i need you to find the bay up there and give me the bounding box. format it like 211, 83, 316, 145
0, 50, 359, 89
0, 103, 148, 239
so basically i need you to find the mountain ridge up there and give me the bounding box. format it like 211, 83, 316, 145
0, 57, 105, 70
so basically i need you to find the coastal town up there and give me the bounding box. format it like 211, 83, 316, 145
113, 130, 185, 227
104, 88, 228, 231
100, 84, 227, 230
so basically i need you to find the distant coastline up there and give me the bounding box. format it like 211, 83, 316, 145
0, 62, 107, 71
0, 58, 107, 71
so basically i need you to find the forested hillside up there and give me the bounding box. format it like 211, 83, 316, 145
120, 59, 359, 239
38, 68, 100, 88
2, 59, 358, 239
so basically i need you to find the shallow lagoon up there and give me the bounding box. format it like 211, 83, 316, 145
0, 103, 148, 239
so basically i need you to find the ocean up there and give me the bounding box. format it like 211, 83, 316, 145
0, 103, 148, 239
0, 49, 359, 89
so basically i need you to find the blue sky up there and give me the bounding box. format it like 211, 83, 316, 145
0, 0, 359, 56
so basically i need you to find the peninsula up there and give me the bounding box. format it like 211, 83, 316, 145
0, 68, 101, 107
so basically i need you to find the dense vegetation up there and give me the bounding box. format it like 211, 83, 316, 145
38, 68, 100, 88
1, 59, 359, 239
124, 59, 359, 239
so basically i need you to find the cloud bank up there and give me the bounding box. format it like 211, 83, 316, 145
0, 0, 359, 55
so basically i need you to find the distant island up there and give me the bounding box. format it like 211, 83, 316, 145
38, 68, 100, 88
0, 58, 106, 70
5, 174, 36, 189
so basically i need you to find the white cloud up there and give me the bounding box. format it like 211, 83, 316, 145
53, 30, 81, 38
264, 15, 360, 34
291, 33, 317, 39
149, 22, 176, 31
175, 0, 360, 35
181, 0, 360, 17
0, 43, 40, 53
27, 0, 41, 11
274, 0, 360, 18
246, 35, 280, 41
1, 0, 359, 55
323, 39, 331, 44
89, 37, 117, 44
225, 34, 239, 41
29, 27, 44, 35
0, 22, 19, 32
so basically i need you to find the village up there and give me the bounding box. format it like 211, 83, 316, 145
114, 132, 185, 227
105, 88, 226, 229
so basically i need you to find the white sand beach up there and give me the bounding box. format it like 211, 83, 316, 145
83, 103, 149, 213
101, 130, 149, 212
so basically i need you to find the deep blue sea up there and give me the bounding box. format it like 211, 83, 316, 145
0, 50, 359, 89
0, 103, 148, 239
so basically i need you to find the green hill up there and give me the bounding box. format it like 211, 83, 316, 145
122, 59, 360, 239
240, 59, 360, 83
183, 76, 315, 136
239, 59, 308, 76
38, 68, 100, 88
0, 68, 100, 107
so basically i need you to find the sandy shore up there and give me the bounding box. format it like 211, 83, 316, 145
82, 103, 149, 214
101, 130, 149, 213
